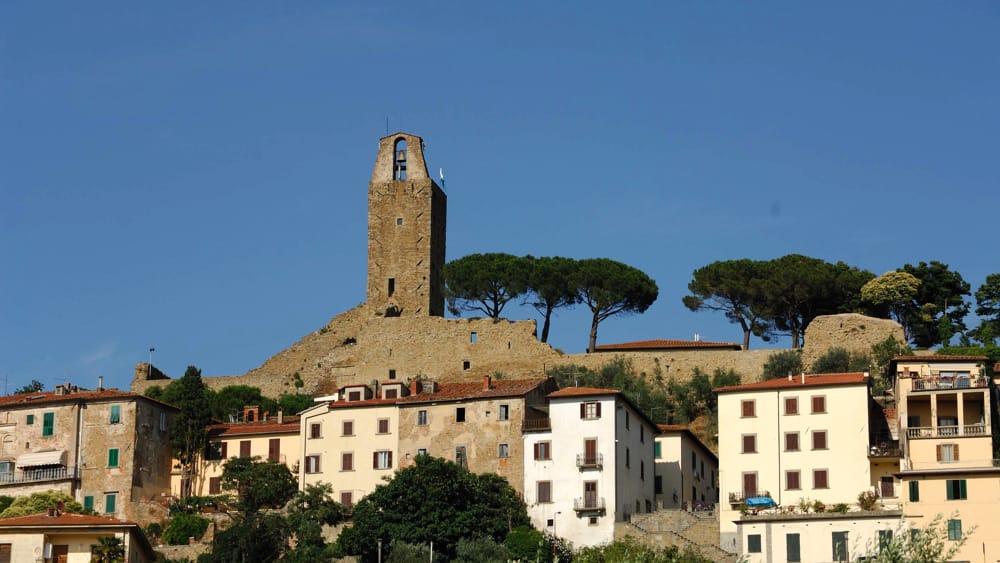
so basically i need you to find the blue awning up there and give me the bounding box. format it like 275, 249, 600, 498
745, 496, 776, 508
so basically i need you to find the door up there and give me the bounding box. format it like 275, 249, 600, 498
880, 476, 894, 498
584, 439, 597, 465
52, 545, 69, 563
743, 472, 757, 499
584, 481, 598, 508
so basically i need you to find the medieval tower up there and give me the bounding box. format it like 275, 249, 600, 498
366, 132, 447, 317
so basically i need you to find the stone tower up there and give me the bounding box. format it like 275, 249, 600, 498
367, 132, 447, 317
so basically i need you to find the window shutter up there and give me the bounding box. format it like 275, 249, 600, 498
936, 445, 942, 461
596, 403, 602, 417
960, 480, 967, 498
388, 451, 393, 468
954, 444, 960, 460
373, 452, 378, 469
533, 443, 540, 460
221, 443, 228, 458
580, 404, 585, 418
786, 534, 800, 562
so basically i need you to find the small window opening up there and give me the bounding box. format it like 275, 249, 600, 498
388, 369, 396, 380
393, 139, 408, 180
396, 217, 403, 225
470, 332, 478, 343
463, 360, 471, 370
388, 278, 395, 297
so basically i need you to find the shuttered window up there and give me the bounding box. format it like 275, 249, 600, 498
537, 481, 552, 503
945, 479, 967, 500
107, 448, 119, 468
109, 405, 121, 424
209, 478, 221, 495
741, 400, 755, 417
812, 430, 828, 450
268, 438, 280, 462
105, 494, 117, 514
83, 496, 94, 512
786, 534, 800, 562
909, 481, 919, 501
811, 396, 826, 414
42, 412, 54, 436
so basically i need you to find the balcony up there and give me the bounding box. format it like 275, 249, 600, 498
869, 436, 901, 458
911, 376, 989, 391
573, 496, 605, 512
0, 466, 79, 487
522, 417, 551, 432
728, 490, 772, 505
576, 453, 603, 469
906, 424, 988, 438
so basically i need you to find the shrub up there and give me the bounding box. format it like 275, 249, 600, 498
163, 513, 210, 546
857, 490, 880, 511
830, 503, 850, 513
454, 537, 511, 562
505, 525, 544, 561
763, 350, 803, 380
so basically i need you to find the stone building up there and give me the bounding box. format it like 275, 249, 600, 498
0, 386, 176, 522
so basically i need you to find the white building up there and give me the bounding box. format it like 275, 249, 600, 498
523, 386, 657, 549
654, 425, 718, 510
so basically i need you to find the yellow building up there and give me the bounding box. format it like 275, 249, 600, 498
0, 511, 155, 563
894, 354, 1000, 561
653, 425, 718, 510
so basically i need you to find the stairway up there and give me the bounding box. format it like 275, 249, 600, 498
617, 509, 736, 563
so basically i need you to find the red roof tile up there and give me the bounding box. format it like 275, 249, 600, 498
328, 397, 399, 409
0, 388, 178, 410
208, 416, 301, 436
0, 512, 139, 527
548, 386, 622, 398
714, 372, 867, 393
594, 339, 742, 351
893, 355, 989, 362
396, 378, 552, 404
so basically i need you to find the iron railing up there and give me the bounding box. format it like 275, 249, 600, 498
573, 496, 606, 511
0, 466, 79, 485
912, 377, 989, 391
576, 453, 603, 469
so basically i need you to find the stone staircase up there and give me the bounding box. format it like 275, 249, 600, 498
616, 509, 737, 563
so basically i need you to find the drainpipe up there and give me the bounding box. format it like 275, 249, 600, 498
776, 390, 781, 508
73, 399, 84, 497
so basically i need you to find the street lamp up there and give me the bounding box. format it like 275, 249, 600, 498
148, 347, 155, 378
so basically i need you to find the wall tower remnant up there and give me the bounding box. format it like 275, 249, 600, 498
367, 132, 447, 317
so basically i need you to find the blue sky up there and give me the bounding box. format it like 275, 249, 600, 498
2, 2, 998, 392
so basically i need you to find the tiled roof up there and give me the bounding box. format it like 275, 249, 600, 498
208, 416, 301, 436
0, 388, 178, 410
328, 397, 399, 409
548, 386, 622, 398
0, 512, 139, 528
893, 355, 989, 362
396, 378, 551, 404
714, 372, 867, 393
594, 339, 742, 351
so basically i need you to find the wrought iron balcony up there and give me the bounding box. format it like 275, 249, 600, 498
576, 453, 603, 469
0, 466, 79, 486
912, 376, 989, 391
573, 496, 605, 511
868, 436, 901, 458
728, 490, 771, 504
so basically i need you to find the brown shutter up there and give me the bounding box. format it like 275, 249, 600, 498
268, 439, 280, 462
373, 452, 378, 469
596, 402, 602, 417
954, 444, 960, 460
580, 404, 586, 419
936, 445, 942, 461
388, 451, 393, 468
221, 443, 228, 458
533, 443, 540, 460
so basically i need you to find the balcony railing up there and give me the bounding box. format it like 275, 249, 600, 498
906, 424, 988, 438
522, 417, 551, 431
728, 490, 771, 504
912, 377, 989, 391
0, 466, 79, 486
573, 496, 605, 511
576, 453, 603, 469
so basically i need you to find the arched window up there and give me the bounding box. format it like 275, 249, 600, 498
393, 138, 408, 180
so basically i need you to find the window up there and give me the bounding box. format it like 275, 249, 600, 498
747, 534, 761, 553
105, 493, 116, 514
537, 481, 552, 503
741, 400, 756, 418
207, 442, 226, 460
625, 411, 630, 429
268, 438, 280, 462
785, 397, 798, 415
310, 423, 322, 439
42, 412, 54, 436
640, 460, 645, 480
107, 448, 119, 468
384, 388, 398, 399
832, 531, 848, 562
456, 446, 467, 468
640, 425, 645, 443
937, 443, 959, 463
417, 448, 428, 456
456, 407, 466, 423
878, 530, 893, 551
812, 430, 828, 450
498, 404, 509, 421
625, 447, 630, 467
742, 434, 757, 454
581, 402, 601, 420
470, 332, 477, 343
534, 441, 551, 461
377, 418, 390, 434
909, 480, 920, 501
374, 450, 393, 470
348, 390, 361, 401
340, 492, 353, 508
462, 360, 470, 370
160, 412, 168, 432
209, 477, 221, 495
26, 414, 33, 425
785, 432, 800, 452
786, 533, 801, 562
498, 443, 510, 458
388, 369, 396, 380
589, 516, 599, 526
396, 217, 403, 225
387, 278, 395, 296
945, 479, 967, 500
417, 410, 427, 425
342, 452, 354, 471
654, 475, 663, 494
305, 455, 321, 474
83, 496, 94, 512
814, 469, 829, 489
742, 472, 758, 498
811, 396, 826, 414
238, 440, 250, 458
786, 470, 801, 490
654, 442, 661, 459
947, 519, 962, 540
691, 451, 696, 470
341, 421, 352, 436
109, 405, 121, 424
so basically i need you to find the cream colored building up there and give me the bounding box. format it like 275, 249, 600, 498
716, 373, 882, 555
0, 386, 176, 522
174, 406, 300, 497
736, 510, 902, 563
654, 425, 718, 510
894, 354, 1000, 562
0, 509, 155, 562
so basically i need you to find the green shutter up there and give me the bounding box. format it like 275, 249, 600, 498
960, 479, 967, 499
110, 405, 121, 424
108, 448, 119, 468
42, 412, 54, 436
105, 494, 116, 514
879, 530, 893, 551
909, 481, 920, 501
654, 442, 661, 458
83, 496, 94, 512
26, 414, 34, 425
747, 534, 761, 553
786, 533, 801, 562
948, 519, 962, 540
832, 531, 848, 561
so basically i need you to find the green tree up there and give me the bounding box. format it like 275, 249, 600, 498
162, 513, 210, 545
444, 253, 530, 319
277, 393, 314, 416
762, 350, 804, 380
170, 366, 213, 498
861, 271, 922, 328
525, 255, 580, 343
573, 258, 658, 353
283, 483, 346, 562
970, 273, 1000, 345
454, 537, 511, 562
574, 536, 714, 562
854, 513, 974, 562
335, 455, 529, 561
683, 258, 771, 349
208, 385, 277, 422
811, 347, 872, 374
899, 261, 971, 348
13, 379, 44, 394
0, 491, 84, 518
219, 457, 297, 516
90, 535, 125, 563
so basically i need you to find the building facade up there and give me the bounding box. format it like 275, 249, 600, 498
654, 425, 718, 510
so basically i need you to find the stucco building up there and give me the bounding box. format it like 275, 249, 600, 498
654, 425, 718, 510
0, 511, 155, 563
0, 386, 176, 522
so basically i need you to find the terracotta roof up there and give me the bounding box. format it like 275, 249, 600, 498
714, 372, 867, 393
594, 339, 742, 351
548, 386, 622, 398
0, 512, 139, 527
328, 397, 399, 409
396, 378, 551, 404
208, 415, 301, 436
0, 388, 178, 410
893, 355, 989, 362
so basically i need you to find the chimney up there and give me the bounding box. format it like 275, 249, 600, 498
800, 373, 805, 385
410, 379, 420, 396
787, 374, 792, 382
277, 408, 284, 424
483, 375, 492, 390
